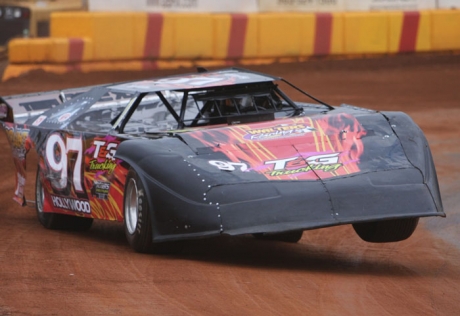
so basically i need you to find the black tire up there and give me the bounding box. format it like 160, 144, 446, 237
253, 231, 303, 243
35, 169, 93, 231
124, 169, 154, 253
352, 218, 419, 243
123, 169, 182, 254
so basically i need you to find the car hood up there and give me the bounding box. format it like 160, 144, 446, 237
179, 110, 412, 183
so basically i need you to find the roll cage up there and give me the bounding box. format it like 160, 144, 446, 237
114, 82, 304, 134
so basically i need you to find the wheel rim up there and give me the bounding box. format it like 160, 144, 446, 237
36, 177, 44, 214
125, 178, 139, 235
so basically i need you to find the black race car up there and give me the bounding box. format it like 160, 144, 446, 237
0, 68, 444, 253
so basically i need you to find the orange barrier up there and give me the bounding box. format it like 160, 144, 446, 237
431, 10, 460, 51
4, 10, 460, 80
8, 37, 92, 64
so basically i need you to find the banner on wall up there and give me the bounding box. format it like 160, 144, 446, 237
345, 0, 436, 11
437, 0, 460, 8
88, 0, 449, 12
258, 0, 346, 12
88, 0, 259, 12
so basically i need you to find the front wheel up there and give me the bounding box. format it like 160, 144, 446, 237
352, 218, 419, 243
124, 169, 154, 253
124, 169, 183, 254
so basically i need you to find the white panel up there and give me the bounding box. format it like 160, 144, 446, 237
258, 0, 346, 12
345, 0, 436, 11
437, 0, 460, 8
88, 0, 258, 12
89, 0, 144, 11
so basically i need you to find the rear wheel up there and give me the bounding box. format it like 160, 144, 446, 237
352, 218, 419, 243
253, 231, 303, 243
35, 169, 93, 231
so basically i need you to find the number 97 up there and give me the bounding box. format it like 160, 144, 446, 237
45, 134, 83, 192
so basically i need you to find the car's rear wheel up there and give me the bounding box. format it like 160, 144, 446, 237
35, 168, 93, 231
352, 218, 419, 243
253, 231, 303, 243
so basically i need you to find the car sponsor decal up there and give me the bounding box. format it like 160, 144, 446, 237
243, 123, 315, 141
32, 115, 47, 126
208, 160, 249, 172
85, 136, 120, 177
34, 131, 126, 220
3, 124, 30, 159
263, 152, 342, 177
91, 181, 111, 200
187, 113, 366, 180
111, 71, 270, 92
50, 195, 91, 214
2, 123, 31, 205
82, 135, 126, 220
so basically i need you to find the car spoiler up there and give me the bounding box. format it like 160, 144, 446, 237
0, 84, 106, 124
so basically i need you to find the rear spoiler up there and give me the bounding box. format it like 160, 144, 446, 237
0, 84, 107, 124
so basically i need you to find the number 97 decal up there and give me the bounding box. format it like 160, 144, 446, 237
45, 134, 83, 192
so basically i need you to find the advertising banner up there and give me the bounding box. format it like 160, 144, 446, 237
88, 0, 258, 12
437, 0, 460, 8
88, 0, 451, 12
345, 0, 436, 11
258, 0, 346, 12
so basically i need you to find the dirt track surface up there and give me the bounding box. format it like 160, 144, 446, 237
1, 54, 460, 315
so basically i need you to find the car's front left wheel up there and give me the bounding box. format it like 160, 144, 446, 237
124, 169, 155, 253
124, 169, 184, 254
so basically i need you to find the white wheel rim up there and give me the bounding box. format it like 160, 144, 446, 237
125, 178, 139, 235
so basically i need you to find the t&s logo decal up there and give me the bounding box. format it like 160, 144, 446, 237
264, 153, 342, 177
85, 136, 120, 176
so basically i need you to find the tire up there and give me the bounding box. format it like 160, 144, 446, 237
352, 218, 419, 243
36, 168, 93, 231
253, 231, 303, 243
123, 169, 182, 254
124, 169, 154, 253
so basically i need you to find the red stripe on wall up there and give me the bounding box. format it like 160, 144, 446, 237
227, 14, 248, 59
314, 13, 333, 56
399, 11, 420, 52
142, 60, 158, 71
144, 13, 164, 58
68, 38, 84, 62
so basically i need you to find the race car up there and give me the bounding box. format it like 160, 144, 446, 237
0, 68, 444, 253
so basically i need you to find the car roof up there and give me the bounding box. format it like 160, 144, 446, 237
108, 68, 280, 94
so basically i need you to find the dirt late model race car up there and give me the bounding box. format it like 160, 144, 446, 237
0, 68, 444, 253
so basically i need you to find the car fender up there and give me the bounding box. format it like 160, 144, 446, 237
381, 111, 443, 213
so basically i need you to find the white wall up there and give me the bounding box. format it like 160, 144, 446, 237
88, 0, 454, 12
88, 0, 258, 12
437, 0, 460, 9
258, 0, 346, 12
345, 0, 437, 11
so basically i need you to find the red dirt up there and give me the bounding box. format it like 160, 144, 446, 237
1, 53, 460, 315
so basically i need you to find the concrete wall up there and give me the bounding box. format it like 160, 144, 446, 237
4, 9, 460, 79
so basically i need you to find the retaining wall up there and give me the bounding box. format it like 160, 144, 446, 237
4, 9, 460, 80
